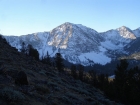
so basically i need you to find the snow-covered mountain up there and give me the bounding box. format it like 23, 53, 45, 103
4, 22, 140, 66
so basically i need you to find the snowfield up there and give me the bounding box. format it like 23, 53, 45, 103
78, 51, 111, 65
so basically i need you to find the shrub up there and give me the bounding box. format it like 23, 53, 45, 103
15, 71, 28, 85
0, 87, 25, 102
35, 84, 50, 94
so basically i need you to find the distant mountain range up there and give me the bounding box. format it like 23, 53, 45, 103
3, 22, 140, 66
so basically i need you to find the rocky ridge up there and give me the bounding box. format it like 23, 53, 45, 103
4, 22, 140, 66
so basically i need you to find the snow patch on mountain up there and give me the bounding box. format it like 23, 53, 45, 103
101, 40, 124, 50
78, 50, 111, 65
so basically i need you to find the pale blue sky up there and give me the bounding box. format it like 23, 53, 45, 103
0, 0, 140, 36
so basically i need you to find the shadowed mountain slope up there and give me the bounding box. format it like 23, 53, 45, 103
0, 36, 122, 105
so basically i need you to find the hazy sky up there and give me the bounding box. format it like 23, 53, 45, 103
0, 0, 140, 36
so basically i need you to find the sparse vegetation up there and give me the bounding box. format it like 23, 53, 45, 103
35, 84, 50, 94
0, 35, 124, 105
0, 87, 25, 102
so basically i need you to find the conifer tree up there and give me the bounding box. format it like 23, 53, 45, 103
88, 70, 98, 86
28, 44, 39, 60
98, 74, 105, 89
46, 51, 51, 66
78, 64, 84, 81
42, 51, 51, 66
54, 53, 64, 72
125, 66, 140, 105
114, 59, 128, 102
21, 42, 26, 53
71, 64, 77, 79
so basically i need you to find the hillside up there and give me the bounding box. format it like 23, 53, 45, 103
0, 36, 122, 105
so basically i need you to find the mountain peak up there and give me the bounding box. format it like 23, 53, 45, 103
118, 26, 132, 31
133, 27, 140, 37
63, 22, 74, 24
117, 26, 136, 39
138, 27, 140, 30
119, 26, 128, 28
134, 27, 140, 30
60, 22, 74, 27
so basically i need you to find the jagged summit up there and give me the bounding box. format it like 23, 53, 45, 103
117, 26, 136, 39
133, 27, 140, 37
52, 22, 74, 30
118, 26, 129, 29
62, 22, 74, 24
52, 22, 98, 34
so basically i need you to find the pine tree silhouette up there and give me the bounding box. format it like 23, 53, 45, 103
54, 53, 64, 72
28, 44, 39, 60
42, 51, 51, 66
78, 64, 84, 81
114, 59, 128, 103
71, 64, 77, 79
